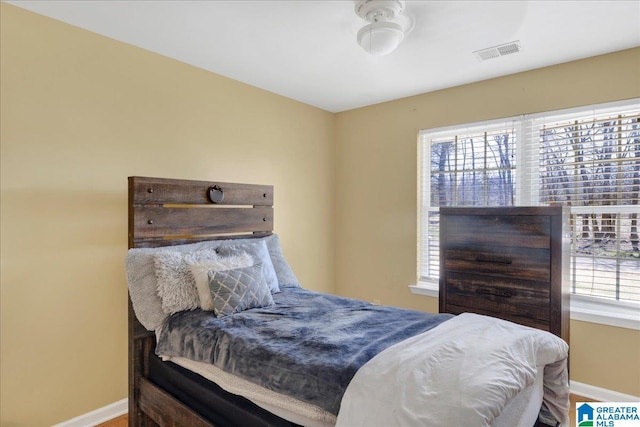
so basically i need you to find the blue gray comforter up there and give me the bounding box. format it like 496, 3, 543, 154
155, 288, 453, 415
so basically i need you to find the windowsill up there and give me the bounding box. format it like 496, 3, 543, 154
409, 282, 640, 331
409, 281, 439, 298
570, 294, 640, 331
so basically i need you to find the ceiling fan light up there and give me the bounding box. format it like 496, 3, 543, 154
357, 21, 404, 56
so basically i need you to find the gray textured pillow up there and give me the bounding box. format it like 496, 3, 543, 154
187, 252, 253, 311
154, 249, 221, 314
126, 249, 169, 331
265, 234, 301, 288
216, 240, 280, 293
208, 263, 274, 317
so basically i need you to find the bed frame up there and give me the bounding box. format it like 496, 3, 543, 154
128, 176, 560, 427
128, 176, 275, 427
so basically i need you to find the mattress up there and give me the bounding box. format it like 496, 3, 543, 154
166, 355, 334, 426
161, 354, 545, 427
148, 354, 301, 427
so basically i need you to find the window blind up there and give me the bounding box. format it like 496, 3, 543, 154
418, 119, 518, 283
521, 102, 640, 302
418, 99, 640, 305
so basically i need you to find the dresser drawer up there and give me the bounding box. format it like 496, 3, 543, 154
441, 214, 551, 249
444, 272, 550, 321
444, 303, 551, 332
444, 246, 551, 282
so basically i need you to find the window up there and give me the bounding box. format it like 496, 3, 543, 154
418, 118, 518, 282
417, 100, 640, 325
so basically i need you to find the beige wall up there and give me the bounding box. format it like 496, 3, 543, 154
0, 4, 335, 426
334, 48, 640, 396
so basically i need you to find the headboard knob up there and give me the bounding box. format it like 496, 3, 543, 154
147, 220, 154, 225
208, 185, 224, 204
147, 188, 154, 193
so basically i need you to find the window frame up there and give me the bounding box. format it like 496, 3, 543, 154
413, 99, 640, 331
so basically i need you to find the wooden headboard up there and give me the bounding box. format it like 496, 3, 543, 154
127, 176, 274, 426
128, 176, 274, 249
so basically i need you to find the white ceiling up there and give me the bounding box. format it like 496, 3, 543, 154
7, 0, 640, 112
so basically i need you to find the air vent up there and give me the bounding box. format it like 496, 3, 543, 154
473, 41, 521, 61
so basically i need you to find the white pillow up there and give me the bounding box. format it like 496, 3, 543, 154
187, 252, 253, 311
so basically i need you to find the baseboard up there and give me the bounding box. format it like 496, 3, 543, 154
52, 398, 127, 427
571, 381, 640, 402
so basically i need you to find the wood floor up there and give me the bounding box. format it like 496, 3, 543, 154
97, 414, 127, 427
97, 394, 598, 427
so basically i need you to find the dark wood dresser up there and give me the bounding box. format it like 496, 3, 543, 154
439, 206, 569, 345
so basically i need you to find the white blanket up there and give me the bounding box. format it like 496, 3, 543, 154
336, 313, 569, 427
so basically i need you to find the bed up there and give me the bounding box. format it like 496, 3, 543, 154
126, 176, 570, 427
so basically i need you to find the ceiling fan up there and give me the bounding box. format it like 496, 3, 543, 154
354, 0, 413, 56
